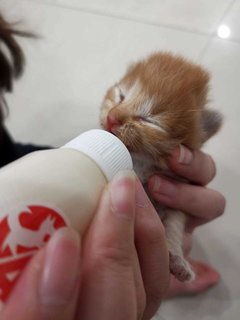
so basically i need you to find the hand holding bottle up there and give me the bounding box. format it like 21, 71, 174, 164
1, 171, 169, 320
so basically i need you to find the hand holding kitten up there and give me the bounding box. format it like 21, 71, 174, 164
148, 145, 225, 296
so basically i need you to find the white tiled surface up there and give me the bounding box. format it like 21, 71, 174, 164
33, 0, 235, 34
1, 0, 240, 319
221, 0, 240, 41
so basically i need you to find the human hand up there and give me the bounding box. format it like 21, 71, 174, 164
148, 145, 226, 297
1, 171, 169, 320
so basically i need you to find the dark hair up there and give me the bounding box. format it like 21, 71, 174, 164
0, 13, 32, 124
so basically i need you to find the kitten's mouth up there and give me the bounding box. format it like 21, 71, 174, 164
104, 115, 135, 152
106, 115, 120, 132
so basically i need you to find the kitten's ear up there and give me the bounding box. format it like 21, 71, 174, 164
201, 109, 223, 142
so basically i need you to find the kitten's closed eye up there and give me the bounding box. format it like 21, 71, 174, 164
114, 85, 125, 104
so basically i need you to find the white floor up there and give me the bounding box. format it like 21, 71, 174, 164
1, 0, 240, 319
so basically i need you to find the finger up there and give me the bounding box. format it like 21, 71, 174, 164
168, 145, 217, 185
78, 170, 143, 320
132, 249, 147, 320
135, 179, 169, 320
2, 228, 81, 320
165, 260, 220, 298
148, 175, 225, 229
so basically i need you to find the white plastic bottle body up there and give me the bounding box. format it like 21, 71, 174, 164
0, 129, 133, 307
0, 149, 107, 308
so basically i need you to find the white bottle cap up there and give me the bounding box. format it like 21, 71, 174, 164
62, 129, 133, 181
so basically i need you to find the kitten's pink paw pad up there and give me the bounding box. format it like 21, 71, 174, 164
169, 252, 195, 282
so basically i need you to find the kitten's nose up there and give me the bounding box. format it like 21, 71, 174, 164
107, 114, 121, 132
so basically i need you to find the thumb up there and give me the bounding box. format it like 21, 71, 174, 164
77, 170, 139, 320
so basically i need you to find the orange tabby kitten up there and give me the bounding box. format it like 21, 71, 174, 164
100, 52, 222, 282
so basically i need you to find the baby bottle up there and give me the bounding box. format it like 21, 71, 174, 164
0, 129, 133, 306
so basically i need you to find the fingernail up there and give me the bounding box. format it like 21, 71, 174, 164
178, 145, 193, 164
39, 227, 80, 306
110, 170, 136, 217
152, 176, 177, 197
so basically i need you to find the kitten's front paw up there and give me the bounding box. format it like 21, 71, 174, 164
169, 252, 195, 282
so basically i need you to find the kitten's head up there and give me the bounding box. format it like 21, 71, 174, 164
100, 52, 222, 162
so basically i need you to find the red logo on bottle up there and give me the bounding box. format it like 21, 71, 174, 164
0, 205, 67, 303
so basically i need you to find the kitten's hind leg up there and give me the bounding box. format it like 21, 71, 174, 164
163, 209, 195, 282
